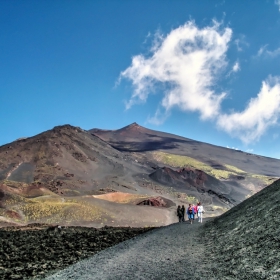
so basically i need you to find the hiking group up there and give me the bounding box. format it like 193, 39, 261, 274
176, 202, 204, 224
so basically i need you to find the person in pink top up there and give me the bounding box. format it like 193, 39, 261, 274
194, 203, 199, 219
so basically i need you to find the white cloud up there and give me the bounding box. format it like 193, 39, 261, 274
234, 35, 249, 52
217, 76, 280, 144
234, 39, 242, 51
226, 61, 240, 77
257, 45, 268, 56
226, 146, 240, 150
232, 62, 240, 72
120, 21, 232, 120
256, 45, 280, 58
120, 21, 280, 144
267, 47, 280, 57
275, 0, 280, 11
147, 108, 170, 125
143, 32, 152, 44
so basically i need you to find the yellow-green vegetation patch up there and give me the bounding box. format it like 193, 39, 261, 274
184, 195, 198, 204
23, 188, 54, 198
224, 164, 245, 174
153, 151, 276, 186
2, 180, 28, 188
171, 191, 198, 204
62, 189, 81, 195
186, 196, 198, 203
16, 199, 104, 224
153, 151, 212, 171
211, 205, 228, 212
4, 194, 29, 206
31, 196, 62, 203
210, 169, 238, 179
116, 195, 149, 204
152, 151, 244, 179
250, 174, 275, 185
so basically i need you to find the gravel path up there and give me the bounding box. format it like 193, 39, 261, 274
45, 220, 215, 280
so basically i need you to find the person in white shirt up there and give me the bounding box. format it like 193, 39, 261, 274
197, 202, 204, 223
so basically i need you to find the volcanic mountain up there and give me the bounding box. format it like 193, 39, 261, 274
0, 123, 279, 227
0, 125, 176, 227
90, 122, 280, 176
91, 123, 279, 204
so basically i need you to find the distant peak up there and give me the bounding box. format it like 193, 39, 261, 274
52, 124, 83, 133
129, 122, 139, 127
121, 122, 143, 130
53, 124, 75, 129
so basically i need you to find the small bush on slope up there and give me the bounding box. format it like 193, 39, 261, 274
205, 179, 280, 279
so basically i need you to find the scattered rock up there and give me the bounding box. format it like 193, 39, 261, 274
137, 197, 167, 207
0, 224, 154, 279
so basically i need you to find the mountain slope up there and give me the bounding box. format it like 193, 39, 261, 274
91, 122, 279, 205
0, 123, 278, 227
0, 125, 124, 194
205, 178, 280, 279
90, 122, 280, 177
149, 167, 235, 206
0, 125, 176, 227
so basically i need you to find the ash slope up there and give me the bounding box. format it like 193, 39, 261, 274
91, 123, 280, 209
0, 125, 126, 194
90, 123, 280, 177
205, 178, 280, 279
0, 125, 177, 227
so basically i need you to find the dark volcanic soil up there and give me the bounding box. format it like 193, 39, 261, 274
204, 178, 280, 279
0, 224, 154, 279
1, 179, 280, 279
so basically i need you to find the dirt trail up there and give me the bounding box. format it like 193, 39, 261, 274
6, 162, 22, 179
45, 219, 214, 280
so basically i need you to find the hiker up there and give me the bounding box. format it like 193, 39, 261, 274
194, 203, 199, 218
181, 205, 185, 222
197, 202, 204, 223
193, 203, 197, 219
187, 204, 194, 224
177, 205, 183, 222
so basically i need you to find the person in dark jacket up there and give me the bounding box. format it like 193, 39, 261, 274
177, 205, 183, 222
181, 205, 185, 222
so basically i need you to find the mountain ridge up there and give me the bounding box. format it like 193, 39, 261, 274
0, 123, 279, 227
90, 122, 277, 160
90, 123, 280, 176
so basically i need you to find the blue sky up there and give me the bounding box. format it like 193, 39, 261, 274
1, 0, 280, 159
